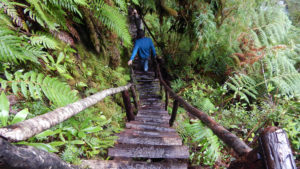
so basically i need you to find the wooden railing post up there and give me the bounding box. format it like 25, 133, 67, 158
259, 127, 296, 169
165, 88, 169, 111
130, 85, 138, 110
169, 100, 179, 127
122, 90, 135, 121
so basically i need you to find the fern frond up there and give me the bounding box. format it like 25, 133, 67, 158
92, 2, 132, 47
0, 71, 79, 108
225, 74, 258, 103
178, 119, 221, 165
30, 32, 60, 49
264, 54, 300, 97
0, 0, 28, 31
0, 24, 42, 64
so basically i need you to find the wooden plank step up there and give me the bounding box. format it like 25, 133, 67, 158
135, 116, 169, 123
136, 114, 170, 120
116, 135, 182, 146
108, 144, 189, 159
138, 110, 168, 114
121, 129, 179, 138
129, 121, 169, 127
81, 160, 187, 169
134, 71, 155, 76
126, 122, 175, 132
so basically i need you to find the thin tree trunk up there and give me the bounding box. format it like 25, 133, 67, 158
0, 138, 80, 169
0, 84, 132, 142
155, 63, 251, 156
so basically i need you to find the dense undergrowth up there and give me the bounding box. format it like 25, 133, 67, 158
0, 0, 299, 168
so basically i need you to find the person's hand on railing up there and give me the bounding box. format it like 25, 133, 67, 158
128, 60, 133, 66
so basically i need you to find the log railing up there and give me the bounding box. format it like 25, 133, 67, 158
153, 59, 252, 156
0, 84, 134, 142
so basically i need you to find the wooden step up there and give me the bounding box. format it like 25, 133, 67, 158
134, 71, 155, 76
136, 114, 170, 120
109, 144, 189, 159
135, 116, 169, 123
126, 122, 175, 132
138, 110, 168, 114
116, 135, 182, 146
81, 160, 187, 169
121, 129, 179, 138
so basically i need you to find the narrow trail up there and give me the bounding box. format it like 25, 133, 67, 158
81, 59, 189, 168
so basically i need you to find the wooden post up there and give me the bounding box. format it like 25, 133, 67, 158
0, 138, 80, 169
259, 127, 296, 169
165, 88, 169, 111
122, 90, 135, 121
130, 85, 138, 110
169, 100, 179, 127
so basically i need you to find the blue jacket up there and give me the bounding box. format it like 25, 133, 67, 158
130, 37, 156, 60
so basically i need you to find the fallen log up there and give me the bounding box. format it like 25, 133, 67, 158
0, 137, 80, 169
0, 84, 132, 142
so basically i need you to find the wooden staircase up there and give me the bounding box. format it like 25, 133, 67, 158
81, 65, 189, 169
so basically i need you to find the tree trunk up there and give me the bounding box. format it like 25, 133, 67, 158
0, 138, 80, 169
155, 63, 251, 156
122, 90, 135, 121
259, 127, 297, 169
0, 84, 132, 142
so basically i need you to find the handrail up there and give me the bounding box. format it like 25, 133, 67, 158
0, 84, 132, 142
154, 59, 252, 156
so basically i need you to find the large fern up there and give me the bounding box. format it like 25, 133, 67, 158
89, 0, 132, 47
24, 0, 86, 30
177, 119, 221, 166
0, 71, 79, 108
225, 2, 300, 101
0, 23, 46, 64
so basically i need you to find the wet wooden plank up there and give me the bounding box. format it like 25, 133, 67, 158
81, 160, 187, 169
126, 122, 175, 132
135, 116, 169, 123
116, 135, 182, 146
120, 129, 179, 138
108, 144, 189, 159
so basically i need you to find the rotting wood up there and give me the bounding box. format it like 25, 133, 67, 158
0, 84, 132, 142
0, 138, 80, 169
155, 61, 252, 156
122, 90, 135, 121
169, 100, 179, 127
259, 127, 296, 169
